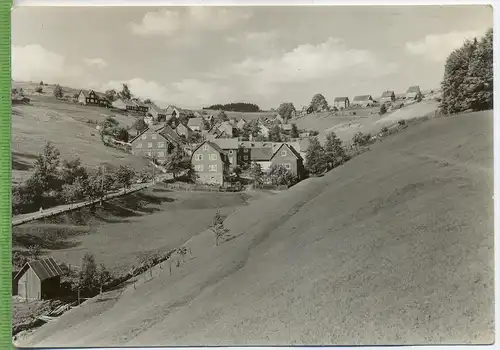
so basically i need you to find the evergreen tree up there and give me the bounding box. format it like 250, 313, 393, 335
120, 84, 132, 100
53, 84, 63, 99
268, 125, 282, 142
290, 123, 299, 139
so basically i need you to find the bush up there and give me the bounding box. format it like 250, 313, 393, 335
398, 119, 406, 126
379, 103, 387, 115
352, 132, 372, 148
35, 86, 43, 94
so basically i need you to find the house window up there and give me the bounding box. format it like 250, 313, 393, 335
196, 154, 203, 161
152, 134, 157, 140
209, 153, 218, 161
244, 155, 249, 160
229, 150, 233, 154
148, 142, 153, 148
146, 152, 152, 157
142, 135, 147, 140
195, 164, 204, 171
209, 164, 217, 172
281, 150, 287, 156
157, 142, 165, 148
203, 145, 209, 151
136, 143, 143, 149
157, 151, 165, 158
285, 163, 291, 170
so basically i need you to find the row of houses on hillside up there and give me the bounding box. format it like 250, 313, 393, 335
331, 86, 423, 110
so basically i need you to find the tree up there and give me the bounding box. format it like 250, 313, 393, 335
114, 165, 135, 190
61, 176, 88, 203
277, 102, 296, 123
267, 164, 296, 186
27, 244, 41, 261
324, 132, 346, 170
164, 147, 185, 179
290, 123, 299, 138
39, 81, 44, 86
78, 253, 98, 295
61, 157, 87, 185
144, 99, 152, 104
310, 93, 328, 112
305, 137, 327, 176
134, 118, 148, 133
35, 86, 43, 94
379, 103, 387, 115
352, 132, 372, 147
250, 162, 263, 188
31, 142, 62, 196
115, 128, 130, 142
104, 89, 117, 102
217, 110, 229, 122
97, 263, 111, 294
53, 84, 63, 98
268, 125, 282, 142
120, 84, 132, 100
211, 211, 229, 246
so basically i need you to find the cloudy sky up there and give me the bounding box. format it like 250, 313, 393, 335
12, 5, 492, 109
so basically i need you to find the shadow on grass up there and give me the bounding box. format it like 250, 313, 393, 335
12, 158, 32, 171
12, 233, 82, 250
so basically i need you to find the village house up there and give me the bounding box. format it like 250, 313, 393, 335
351, 95, 375, 107
270, 144, 305, 180
380, 90, 396, 104
176, 123, 194, 141
112, 98, 148, 115
187, 117, 204, 132
406, 86, 422, 100
77, 90, 110, 107
217, 121, 235, 138
130, 124, 183, 163
249, 147, 274, 172
333, 97, 350, 110
191, 141, 230, 185
147, 104, 168, 124
211, 138, 240, 169
236, 118, 246, 130
14, 257, 63, 300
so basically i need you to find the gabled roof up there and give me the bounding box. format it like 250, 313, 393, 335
192, 141, 226, 156
211, 138, 239, 149
271, 143, 303, 161
79, 89, 108, 100
129, 124, 183, 145
334, 97, 349, 102
14, 257, 63, 281
352, 95, 373, 101
149, 104, 167, 114
250, 147, 274, 161
381, 90, 395, 98
406, 86, 421, 93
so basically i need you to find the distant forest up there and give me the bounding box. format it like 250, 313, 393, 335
203, 102, 261, 112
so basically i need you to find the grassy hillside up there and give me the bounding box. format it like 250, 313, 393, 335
12, 92, 150, 185
17, 110, 493, 346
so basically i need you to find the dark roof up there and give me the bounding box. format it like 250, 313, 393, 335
381, 91, 395, 98
192, 141, 226, 156
406, 86, 421, 93
15, 257, 63, 281
334, 97, 349, 102
80, 90, 108, 101
250, 147, 274, 161
211, 138, 239, 149
352, 95, 373, 101
159, 124, 183, 145
149, 104, 166, 114
187, 117, 203, 127
271, 143, 303, 161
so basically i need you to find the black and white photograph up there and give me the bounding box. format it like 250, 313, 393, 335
11, 4, 494, 347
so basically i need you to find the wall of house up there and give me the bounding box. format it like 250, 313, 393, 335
17, 268, 41, 300
78, 92, 86, 105
256, 161, 272, 172
131, 130, 173, 162
271, 147, 303, 178
192, 145, 225, 185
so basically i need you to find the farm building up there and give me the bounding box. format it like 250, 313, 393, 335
176, 123, 194, 141
112, 98, 141, 112
351, 95, 374, 107
333, 97, 350, 109
406, 86, 422, 100
77, 90, 110, 107
217, 122, 236, 138
14, 257, 63, 301
187, 117, 204, 132
270, 143, 305, 180
380, 91, 396, 104
191, 141, 230, 185
147, 104, 168, 124
130, 124, 183, 162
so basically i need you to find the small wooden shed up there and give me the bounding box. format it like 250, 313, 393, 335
14, 257, 63, 301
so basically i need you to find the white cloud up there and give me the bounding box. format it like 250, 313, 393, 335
130, 7, 252, 37
405, 30, 483, 62
130, 9, 181, 37
226, 38, 397, 88
83, 57, 108, 69
12, 44, 84, 84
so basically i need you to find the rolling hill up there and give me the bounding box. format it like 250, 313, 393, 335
16, 110, 493, 347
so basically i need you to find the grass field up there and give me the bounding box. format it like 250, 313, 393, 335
12, 186, 274, 276
16, 110, 493, 346
11, 92, 150, 185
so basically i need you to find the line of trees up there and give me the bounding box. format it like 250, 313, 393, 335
203, 102, 261, 112
12, 142, 137, 215
440, 28, 493, 114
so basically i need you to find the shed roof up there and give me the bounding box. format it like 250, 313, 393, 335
187, 117, 204, 127
406, 86, 421, 93
334, 97, 349, 102
211, 138, 239, 149
15, 257, 63, 282
381, 91, 395, 98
